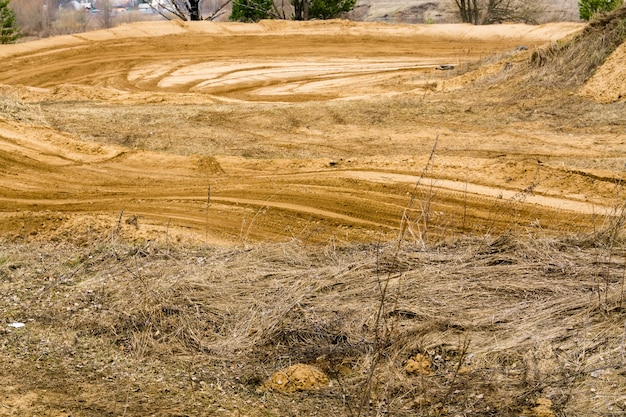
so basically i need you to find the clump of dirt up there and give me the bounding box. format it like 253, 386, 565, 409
260, 364, 330, 392
194, 155, 225, 174
528, 398, 557, 417
404, 353, 433, 376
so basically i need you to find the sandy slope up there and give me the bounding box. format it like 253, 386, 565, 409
580, 41, 626, 102
3, 19, 625, 245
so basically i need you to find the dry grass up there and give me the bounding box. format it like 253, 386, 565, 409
1, 212, 625, 416
443, 5, 626, 108
0, 95, 47, 125
529, 5, 626, 87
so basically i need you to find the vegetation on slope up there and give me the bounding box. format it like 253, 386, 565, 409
530, 4, 626, 86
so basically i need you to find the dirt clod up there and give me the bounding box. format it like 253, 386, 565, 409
260, 364, 330, 393
405, 353, 433, 376
529, 398, 556, 417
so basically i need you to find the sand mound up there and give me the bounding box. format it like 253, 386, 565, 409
404, 353, 434, 376
260, 364, 330, 392
579, 41, 626, 102
48, 84, 125, 101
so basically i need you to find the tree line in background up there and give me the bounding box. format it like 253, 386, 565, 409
454, 0, 623, 24
1, 0, 357, 38
0, 0, 624, 43
0, 0, 20, 43
168, 0, 624, 22
150, 0, 357, 22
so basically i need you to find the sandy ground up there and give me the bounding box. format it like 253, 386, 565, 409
2, 19, 626, 417
580, 40, 626, 102
1, 19, 624, 246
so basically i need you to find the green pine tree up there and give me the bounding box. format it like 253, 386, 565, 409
292, 0, 357, 20
578, 0, 624, 21
230, 0, 274, 22
308, 0, 356, 19
0, 0, 20, 44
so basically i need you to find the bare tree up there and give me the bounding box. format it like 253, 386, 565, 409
455, 0, 540, 24
455, 0, 479, 24
11, 0, 44, 34
151, 0, 232, 20
273, 0, 291, 19
292, 0, 308, 20
11, 0, 66, 36
482, 0, 539, 24
205, 0, 233, 20
97, 0, 114, 28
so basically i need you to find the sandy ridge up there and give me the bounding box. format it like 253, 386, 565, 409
1, 19, 622, 243
0, 20, 584, 60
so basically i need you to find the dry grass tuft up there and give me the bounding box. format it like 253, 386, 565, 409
1, 219, 625, 415
0, 93, 48, 125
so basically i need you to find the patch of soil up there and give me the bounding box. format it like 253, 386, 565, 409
261, 364, 330, 392
580, 41, 626, 102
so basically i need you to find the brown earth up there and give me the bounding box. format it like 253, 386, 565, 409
1, 18, 626, 416
2, 19, 624, 247
580, 40, 626, 102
